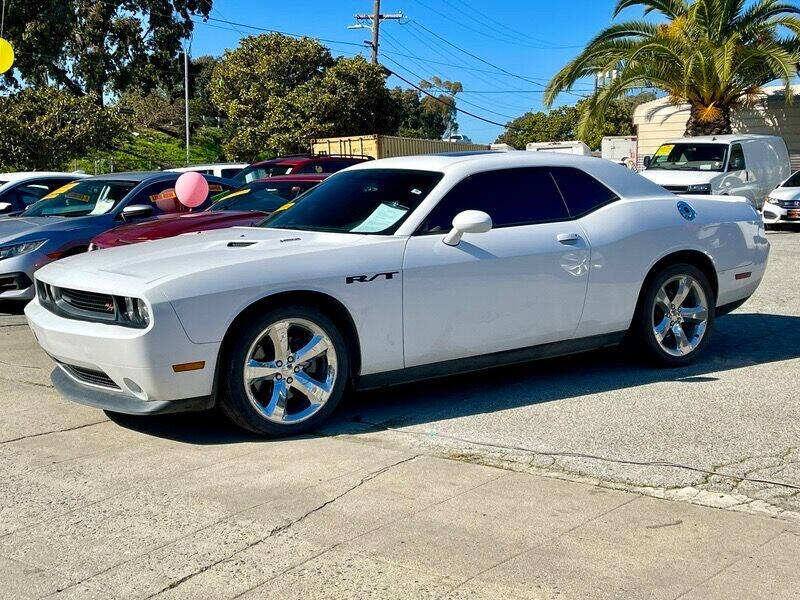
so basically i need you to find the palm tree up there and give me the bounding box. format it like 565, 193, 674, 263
544, 0, 800, 136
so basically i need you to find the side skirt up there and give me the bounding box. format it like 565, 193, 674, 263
356, 331, 626, 390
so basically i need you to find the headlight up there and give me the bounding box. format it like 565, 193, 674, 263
686, 184, 711, 194
118, 297, 151, 328
766, 196, 781, 205
0, 240, 46, 260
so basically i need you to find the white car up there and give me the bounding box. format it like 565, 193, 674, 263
166, 163, 247, 179
25, 152, 768, 436
763, 170, 800, 227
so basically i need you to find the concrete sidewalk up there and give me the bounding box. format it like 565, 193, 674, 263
2, 401, 798, 599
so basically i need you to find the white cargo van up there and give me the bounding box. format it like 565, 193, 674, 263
526, 141, 593, 156
639, 134, 790, 209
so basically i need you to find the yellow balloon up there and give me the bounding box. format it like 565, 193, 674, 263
0, 38, 14, 75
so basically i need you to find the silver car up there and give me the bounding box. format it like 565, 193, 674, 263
0, 172, 235, 301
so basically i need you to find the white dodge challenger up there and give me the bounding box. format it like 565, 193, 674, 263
25, 152, 768, 436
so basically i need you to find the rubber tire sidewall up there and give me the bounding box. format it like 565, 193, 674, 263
220, 305, 351, 437
635, 263, 716, 367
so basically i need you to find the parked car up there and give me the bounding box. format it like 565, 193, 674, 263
639, 134, 791, 209
233, 155, 369, 184
89, 175, 326, 250
0, 172, 235, 300
166, 163, 248, 179
0, 172, 90, 217
444, 134, 473, 144
763, 170, 800, 227
26, 152, 768, 437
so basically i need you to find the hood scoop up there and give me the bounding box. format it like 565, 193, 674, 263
227, 241, 257, 248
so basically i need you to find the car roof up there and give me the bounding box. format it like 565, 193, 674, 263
81, 172, 234, 184
346, 151, 669, 199
250, 174, 328, 183
662, 134, 783, 144
0, 171, 88, 182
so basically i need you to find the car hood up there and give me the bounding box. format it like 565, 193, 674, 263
93, 211, 266, 246
768, 187, 800, 201
0, 215, 99, 242
639, 170, 719, 187
38, 227, 371, 288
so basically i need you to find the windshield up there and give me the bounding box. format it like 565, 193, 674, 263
210, 185, 289, 213
233, 163, 297, 184
262, 169, 443, 235
782, 171, 800, 187
22, 180, 137, 217
647, 143, 727, 172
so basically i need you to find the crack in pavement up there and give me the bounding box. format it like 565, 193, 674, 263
144, 454, 421, 599
0, 420, 108, 445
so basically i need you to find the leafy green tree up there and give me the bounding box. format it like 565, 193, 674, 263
0, 87, 127, 170
496, 93, 655, 150
211, 34, 397, 159
544, 0, 800, 136
388, 87, 449, 139
1, 0, 211, 103
419, 76, 463, 137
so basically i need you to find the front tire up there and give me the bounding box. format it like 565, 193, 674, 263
219, 305, 350, 437
633, 263, 715, 367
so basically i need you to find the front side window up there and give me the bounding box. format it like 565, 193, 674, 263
23, 180, 137, 217
647, 143, 728, 172
211, 186, 288, 213
550, 167, 618, 217
419, 168, 569, 233
234, 163, 296, 184
728, 144, 746, 171
782, 171, 800, 187
262, 169, 443, 235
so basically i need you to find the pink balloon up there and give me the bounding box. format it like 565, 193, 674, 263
175, 172, 209, 208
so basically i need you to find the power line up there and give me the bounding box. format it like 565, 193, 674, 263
348, 0, 404, 64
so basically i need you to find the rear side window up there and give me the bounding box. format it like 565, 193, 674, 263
419, 167, 569, 233
550, 167, 618, 218
221, 168, 242, 178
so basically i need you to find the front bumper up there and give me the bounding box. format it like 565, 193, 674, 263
0, 252, 44, 300
25, 297, 220, 412
762, 203, 800, 224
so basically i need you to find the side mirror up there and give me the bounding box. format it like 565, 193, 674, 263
643, 156, 651, 168
443, 210, 493, 246
0, 202, 12, 214
121, 204, 154, 220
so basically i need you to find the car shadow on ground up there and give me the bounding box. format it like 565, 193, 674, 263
106, 311, 800, 445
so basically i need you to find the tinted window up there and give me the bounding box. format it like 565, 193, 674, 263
211, 187, 287, 212
263, 169, 443, 235
221, 168, 243, 178
728, 144, 746, 171
782, 171, 800, 187
259, 180, 320, 200
135, 179, 232, 214
419, 168, 569, 233
23, 180, 137, 217
550, 167, 618, 217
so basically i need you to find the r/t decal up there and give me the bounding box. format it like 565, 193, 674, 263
346, 271, 399, 284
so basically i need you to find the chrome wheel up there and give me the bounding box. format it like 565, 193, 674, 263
244, 318, 338, 424
651, 274, 709, 357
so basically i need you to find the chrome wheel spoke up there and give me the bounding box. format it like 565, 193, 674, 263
267, 321, 290, 363
672, 276, 691, 308
290, 371, 331, 403
672, 323, 692, 355
294, 334, 329, 363
261, 379, 289, 421
654, 288, 671, 311
680, 305, 708, 322
653, 316, 670, 343
245, 359, 280, 384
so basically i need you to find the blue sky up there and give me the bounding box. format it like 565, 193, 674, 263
190, 1, 640, 143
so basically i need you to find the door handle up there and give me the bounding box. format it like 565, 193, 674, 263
557, 233, 580, 244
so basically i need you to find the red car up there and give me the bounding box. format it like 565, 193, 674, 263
89, 174, 326, 250
232, 154, 370, 184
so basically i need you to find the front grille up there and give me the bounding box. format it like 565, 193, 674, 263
59, 288, 116, 316
777, 199, 800, 208
61, 363, 120, 390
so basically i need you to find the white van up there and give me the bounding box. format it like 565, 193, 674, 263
526, 141, 593, 156
167, 163, 247, 180
639, 134, 790, 209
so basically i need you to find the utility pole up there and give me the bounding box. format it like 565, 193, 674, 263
349, 1, 403, 65
184, 49, 190, 166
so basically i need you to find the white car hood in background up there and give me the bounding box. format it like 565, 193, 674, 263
768, 187, 800, 201
39, 227, 368, 286
639, 169, 718, 187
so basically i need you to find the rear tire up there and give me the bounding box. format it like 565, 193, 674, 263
219, 305, 350, 437
632, 263, 715, 367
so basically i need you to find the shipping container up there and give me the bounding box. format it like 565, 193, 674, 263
310, 135, 490, 159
